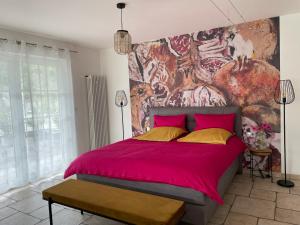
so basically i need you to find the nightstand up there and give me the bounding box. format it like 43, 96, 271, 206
249, 148, 273, 182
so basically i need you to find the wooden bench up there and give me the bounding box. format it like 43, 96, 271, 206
42, 179, 184, 225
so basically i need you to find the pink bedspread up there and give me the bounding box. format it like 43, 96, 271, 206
64, 136, 245, 204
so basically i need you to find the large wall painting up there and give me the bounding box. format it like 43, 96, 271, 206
128, 17, 280, 171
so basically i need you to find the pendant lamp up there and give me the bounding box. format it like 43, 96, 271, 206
114, 3, 132, 55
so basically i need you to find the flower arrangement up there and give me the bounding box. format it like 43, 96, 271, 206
251, 123, 272, 149
252, 123, 272, 138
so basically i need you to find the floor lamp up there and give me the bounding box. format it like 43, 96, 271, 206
274, 79, 295, 188
115, 90, 128, 140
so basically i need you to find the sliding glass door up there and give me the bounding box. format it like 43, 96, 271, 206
0, 41, 76, 193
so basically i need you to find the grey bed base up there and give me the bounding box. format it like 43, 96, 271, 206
77, 106, 243, 225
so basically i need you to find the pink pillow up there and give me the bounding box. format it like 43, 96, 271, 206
194, 114, 235, 133
154, 114, 186, 129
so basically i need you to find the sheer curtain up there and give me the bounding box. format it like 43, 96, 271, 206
0, 40, 77, 193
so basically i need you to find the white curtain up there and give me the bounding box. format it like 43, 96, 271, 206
0, 40, 77, 193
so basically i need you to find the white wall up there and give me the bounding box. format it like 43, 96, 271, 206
100, 48, 132, 143
280, 13, 300, 175
0, 28, 101, 155
70, 46, 101, 154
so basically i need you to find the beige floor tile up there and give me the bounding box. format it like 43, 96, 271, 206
233, 174, 253, 184
231, 196, 275, 219
36, 209, 90, 225
258, 218, 292, 225
4, 188, 38, 201
253, 179, 289, 193
291, 186, 300, 196
9, 194, 46, 213
250, 189, 276, 201
287, 179, 300, 186
272, 172, 283, 178
0, 196, 16, 209
0, 212, 40, 225
275, 208, 300, 224
0, 207, 18, 220
224, 212, 257, 225
288, 174, 300, 181
277, 193, 300, 211
30, 204, 63, 220
224, 193, 235, 206
282, 179, 300, 195
227, 182, 252, 196
209, 204, 231, 225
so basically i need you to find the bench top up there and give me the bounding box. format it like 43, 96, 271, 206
42, 179, 184, 225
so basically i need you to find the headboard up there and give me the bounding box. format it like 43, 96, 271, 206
149, 106, 242, 138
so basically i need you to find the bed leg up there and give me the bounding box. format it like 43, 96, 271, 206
237, 165, 243, 174
237, 154, 243, 174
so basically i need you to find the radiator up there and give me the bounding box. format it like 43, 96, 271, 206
85, 75, 109, 149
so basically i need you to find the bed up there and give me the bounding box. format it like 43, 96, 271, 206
66, 106, 245, 225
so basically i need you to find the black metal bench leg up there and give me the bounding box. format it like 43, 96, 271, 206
48, 198, 53, 225
81, 210, 83, 215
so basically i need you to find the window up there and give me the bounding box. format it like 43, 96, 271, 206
0, 42, 76, 192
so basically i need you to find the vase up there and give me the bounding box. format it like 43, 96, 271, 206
255, 131, 268, 149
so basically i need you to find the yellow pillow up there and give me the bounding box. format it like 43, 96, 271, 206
134, 127, 186, 142
177, 128, 232, 144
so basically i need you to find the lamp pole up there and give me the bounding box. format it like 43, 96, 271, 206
277, 98, 294, 187
283, 98, 287, 183
274, 80, 295, 187
121, 101, 124, 140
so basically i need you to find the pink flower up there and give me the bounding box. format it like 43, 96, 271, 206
251, 123, 272, 133
261, 123, 272, 132
251, 125, 259, 131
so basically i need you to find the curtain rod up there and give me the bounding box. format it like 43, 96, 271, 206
0, 37, 79, 53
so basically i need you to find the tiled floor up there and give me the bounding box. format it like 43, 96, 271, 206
0, 172, 299, 225
209, 172, 300, 225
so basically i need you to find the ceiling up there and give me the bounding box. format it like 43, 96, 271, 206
0, 0, 300, 49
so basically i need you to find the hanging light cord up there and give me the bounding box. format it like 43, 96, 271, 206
120, 8, 123, 30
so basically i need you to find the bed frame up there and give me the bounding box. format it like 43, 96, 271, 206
78, 106, 243, 225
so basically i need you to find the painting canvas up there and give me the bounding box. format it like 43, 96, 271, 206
128, 17, 280, 171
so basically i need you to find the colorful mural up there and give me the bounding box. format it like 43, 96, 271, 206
128, 18, 280, 171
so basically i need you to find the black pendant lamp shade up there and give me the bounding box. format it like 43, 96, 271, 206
274, 79, 295, 188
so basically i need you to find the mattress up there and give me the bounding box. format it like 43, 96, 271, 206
77, 155, 240, 206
